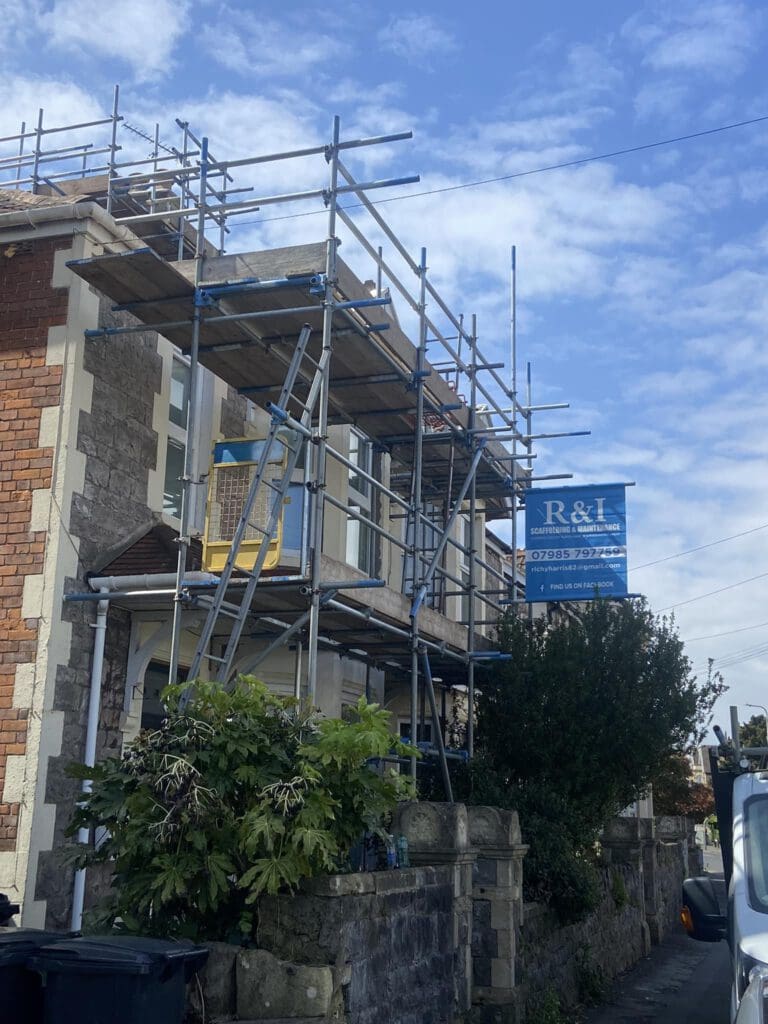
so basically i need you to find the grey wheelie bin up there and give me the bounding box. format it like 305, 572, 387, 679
0, 928, 69, 1023
29, 935, 208, 1024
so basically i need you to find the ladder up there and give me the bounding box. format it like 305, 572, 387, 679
186, 324, 327, 685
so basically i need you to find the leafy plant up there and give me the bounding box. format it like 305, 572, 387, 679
575, 951, 606, 1005
525, 988, 567, 1024
610, 871, 628, 911
651, 751, 715, 818
68, 678, 413, 941
453, 599, 726, 922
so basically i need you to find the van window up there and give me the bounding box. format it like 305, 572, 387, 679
745, 796, 768, 912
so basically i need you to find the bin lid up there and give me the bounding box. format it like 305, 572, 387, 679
0, 929, 69, 965
30, 935, 205, 977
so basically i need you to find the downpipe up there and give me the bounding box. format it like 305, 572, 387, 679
70, 589, 109, 932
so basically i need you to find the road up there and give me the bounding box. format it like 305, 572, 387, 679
585, 849, 731, 1024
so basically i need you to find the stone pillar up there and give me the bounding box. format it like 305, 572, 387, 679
601, 817, 644, 867
656, 815, 690, 871
467, 805, 527, 1007
394, 801, 476, 1014
601, 817, 653, 953
686, 818, 704, 876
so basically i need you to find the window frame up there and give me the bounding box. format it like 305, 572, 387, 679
346, 428, 375, 574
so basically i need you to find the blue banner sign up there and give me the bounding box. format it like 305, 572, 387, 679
524, 484, 628, 601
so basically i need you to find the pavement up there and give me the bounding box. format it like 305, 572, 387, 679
583, 848, 731, 1024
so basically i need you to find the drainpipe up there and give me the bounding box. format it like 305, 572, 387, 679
70, 588, 109, 932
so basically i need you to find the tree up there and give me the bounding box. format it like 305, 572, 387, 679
69, 678, 413, 941
456, 599, 725, 920
652, 752, 715, 819
740, 714, 768, 750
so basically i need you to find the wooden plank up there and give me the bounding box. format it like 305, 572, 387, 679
68, 247, 193, 305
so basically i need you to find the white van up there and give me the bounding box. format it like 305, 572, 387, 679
683, 770, 768, 1023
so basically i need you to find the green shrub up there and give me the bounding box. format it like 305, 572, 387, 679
611, 870, 628, 910
451, 766, 601, 923
526, 988, 567, 1024
68, 678, 413, 941
576, 951, 606, 1005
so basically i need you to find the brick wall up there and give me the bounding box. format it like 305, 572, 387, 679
0, 238, 66, 853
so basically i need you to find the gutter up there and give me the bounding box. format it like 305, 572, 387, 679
87, 572, 218, 591
0, 199, 146, 249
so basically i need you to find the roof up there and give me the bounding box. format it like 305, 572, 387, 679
94, 522, 202, 576
0, 187, 85, 212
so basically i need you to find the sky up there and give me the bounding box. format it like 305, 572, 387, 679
1, 0, 766, 736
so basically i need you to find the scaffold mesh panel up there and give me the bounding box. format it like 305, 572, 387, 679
208, 463, 268, 543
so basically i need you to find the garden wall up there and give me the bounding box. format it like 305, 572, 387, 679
515, 865, 647, 1013
189, 805, 694, 1024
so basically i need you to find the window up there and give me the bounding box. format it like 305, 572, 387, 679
163, 436, 186, 518
458, 514, 472, 624
399, 720, 433, 745
346, 429, 374, 574
140, 661, 188, 731
164, 356, 191, 520
745, 796, 768, 913
402, 502, 442, 609
169, 359, 190, 428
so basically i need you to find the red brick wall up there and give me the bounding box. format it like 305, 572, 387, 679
0, 238, 67, 852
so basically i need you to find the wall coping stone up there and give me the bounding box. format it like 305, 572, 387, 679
299, 873, 376, 897
468, 805, 522, 848
394, 800, 470, 859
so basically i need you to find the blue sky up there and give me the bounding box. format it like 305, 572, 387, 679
1, 0, 767, 732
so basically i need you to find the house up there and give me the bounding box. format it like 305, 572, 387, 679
0, 105, 544, 929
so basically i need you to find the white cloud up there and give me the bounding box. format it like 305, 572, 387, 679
508, 39, 623, 119
633, 79, 692, 121
622, 1, 762, 78
202, 12, 349, 78
0, 0, 43, 54
41, 0, 190, 81
378, 14, 458, 65
0, 75, 106, 169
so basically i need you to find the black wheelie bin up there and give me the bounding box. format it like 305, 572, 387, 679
29, 935, 208, 1024
0, 928, 69, 1024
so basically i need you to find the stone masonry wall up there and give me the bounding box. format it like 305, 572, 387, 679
189, 807, 693, 1024
0, 238, 66, 854
257, 867, 457, 1024
516, 865, 647, 1013
654, 816, 695, 943
36, 296, 161, 928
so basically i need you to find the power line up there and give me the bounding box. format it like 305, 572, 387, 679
631, 523, 768, 571
658, 571, 768, 613
711, 641, 768, 671
235, 112, 768, 228
687, 620, 768, 643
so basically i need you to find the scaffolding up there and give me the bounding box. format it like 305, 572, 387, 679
3, 89, 585, 792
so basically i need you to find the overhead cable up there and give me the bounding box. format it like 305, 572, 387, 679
630, 523, 768, 571
237, 112, 768, 227
658, 571, 768, 613
687, 620, 768, 643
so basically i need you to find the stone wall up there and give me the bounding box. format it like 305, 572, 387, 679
515, 865, 647, 1013
257, 868, 457, 1024
188, 867, 460, 1024
189, 806, 694, 1024
36, 299, 161, 929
